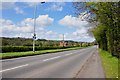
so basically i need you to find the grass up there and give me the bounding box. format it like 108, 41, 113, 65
0, 47, 86, 59
99, 49, 118, 78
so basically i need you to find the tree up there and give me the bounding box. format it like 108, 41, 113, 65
73, 2, 120, 57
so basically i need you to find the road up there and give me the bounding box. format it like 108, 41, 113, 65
1, 46, 104, 78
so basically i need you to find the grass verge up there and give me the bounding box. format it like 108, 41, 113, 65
0, 47, 86, 59
99, 49, 118, 78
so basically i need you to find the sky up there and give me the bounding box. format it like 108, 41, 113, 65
0, 2, 95, 42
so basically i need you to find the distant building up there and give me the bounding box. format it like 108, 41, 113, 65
54, 42, 57, 47
60, 41, 68, 47
60, 41, 81, 47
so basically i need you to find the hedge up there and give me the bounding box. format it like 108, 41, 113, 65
1, 46, 74, 53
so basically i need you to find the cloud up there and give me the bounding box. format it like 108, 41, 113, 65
1, 18, 33, 34
59, 15, 89, 29
50, 4, 63, 11
0, 2, 16, 10
1, 15, 54, 38
58, 14, 95, 42
46, 30, 54, 35
21, 15, 54, 28
24, 2, 38, 7
1, 11, 95, 42
46, 2, 65, 12
1, 2, 25, 15
14, 7, 24, 14
23, 2, 46, 8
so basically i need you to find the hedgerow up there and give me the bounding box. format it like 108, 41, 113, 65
1, 46, 73, 53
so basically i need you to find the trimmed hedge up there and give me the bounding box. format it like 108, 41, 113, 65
1, 46, 73, 53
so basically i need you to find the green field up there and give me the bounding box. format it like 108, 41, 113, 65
99, 49, 118, 78
0, 47, 85, 59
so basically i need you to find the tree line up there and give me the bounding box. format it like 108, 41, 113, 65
1, 37, 94, 53
74, 2, 120, 57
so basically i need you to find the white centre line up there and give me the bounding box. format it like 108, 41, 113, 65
65, 53, 73, 56
0, 55, 44, 62
43, 56, 61, 62
0, 64, 29, 73
0, 51, 64, 62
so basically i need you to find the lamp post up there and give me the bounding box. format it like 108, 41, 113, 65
33, 2, 45, 53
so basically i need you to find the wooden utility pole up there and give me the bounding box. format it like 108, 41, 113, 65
63, 34, 64, 47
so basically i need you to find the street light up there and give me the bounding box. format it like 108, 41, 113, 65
33, 2, 45, 53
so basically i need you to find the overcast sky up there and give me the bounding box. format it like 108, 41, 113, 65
1, 2, 95, 42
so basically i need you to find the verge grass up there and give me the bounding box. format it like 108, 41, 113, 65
99, 49, 118, 78
0, 47, 85, 59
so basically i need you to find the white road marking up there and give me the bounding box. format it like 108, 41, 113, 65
43, 56, 61, 62
65, 54, 71, 56
0, 51, 65, 62
0, 64, 29, 73
65, 53, 73, 56
1, 49, 83, 62
0, 55, 44, 62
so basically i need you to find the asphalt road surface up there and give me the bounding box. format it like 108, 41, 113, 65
1, 46, 104, 78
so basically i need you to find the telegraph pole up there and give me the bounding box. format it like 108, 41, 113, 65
63, 34, 64, 47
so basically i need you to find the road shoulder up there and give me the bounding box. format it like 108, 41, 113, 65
75, 49, 105, 78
